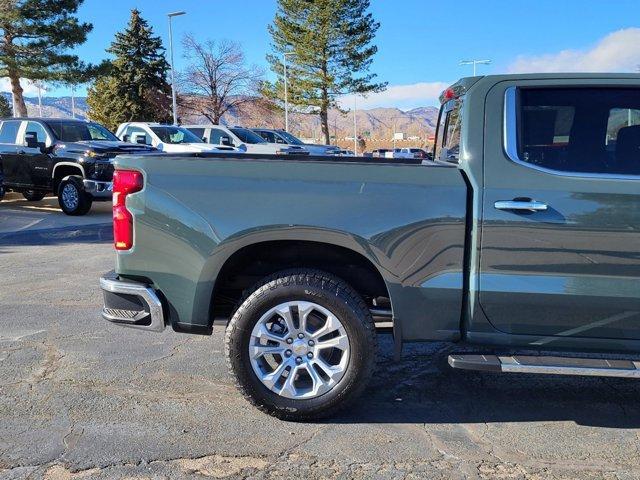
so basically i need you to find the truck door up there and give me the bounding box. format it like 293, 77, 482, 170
0, 120, 27, 187
20, 121, 53, 189
480, 80, 640, 341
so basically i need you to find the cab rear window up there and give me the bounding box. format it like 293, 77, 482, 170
434, 98, 462, 163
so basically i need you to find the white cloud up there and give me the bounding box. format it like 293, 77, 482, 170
508, 28, 640, 73
0, 78, 45, 96
341, 81, 450, 110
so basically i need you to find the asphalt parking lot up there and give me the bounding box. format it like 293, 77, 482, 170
2, 199, 640, 479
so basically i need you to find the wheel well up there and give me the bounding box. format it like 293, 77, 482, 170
211, 240, 391, 319
52, 165, 83, 193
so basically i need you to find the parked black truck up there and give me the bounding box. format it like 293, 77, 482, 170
0, 118, 155, 215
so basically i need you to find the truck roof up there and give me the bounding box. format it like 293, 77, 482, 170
444, 73, 640, 103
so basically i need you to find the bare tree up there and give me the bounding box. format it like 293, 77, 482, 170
178, 35, 263, 124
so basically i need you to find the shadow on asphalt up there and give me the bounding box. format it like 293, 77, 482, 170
327, 337, 640, 428
0, 224, 113, 246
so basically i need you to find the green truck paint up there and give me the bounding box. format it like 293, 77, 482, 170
101, 74, 640, 417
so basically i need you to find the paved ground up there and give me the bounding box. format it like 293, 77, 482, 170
0, 193, 111, 236
2, 227, 640, 479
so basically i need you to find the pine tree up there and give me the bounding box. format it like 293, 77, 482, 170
0, 93, 11, 117
87, 9, 171, 128
266, 0, 386, 144
0, 0, 93, 117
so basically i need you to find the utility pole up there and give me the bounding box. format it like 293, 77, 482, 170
459, 59, 491, 76
283, 52, 295, 132
168, 10, 186, 125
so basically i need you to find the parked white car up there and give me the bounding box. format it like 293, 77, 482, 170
252, 129, 340, 156
394, 147, 430, 160
115, 123, 237, 153
335, 149, 355, 156
183, 124, 309, 155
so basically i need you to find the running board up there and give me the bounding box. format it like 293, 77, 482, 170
448, 354, 640, 378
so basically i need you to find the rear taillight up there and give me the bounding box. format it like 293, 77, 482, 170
112, 169, 143, 251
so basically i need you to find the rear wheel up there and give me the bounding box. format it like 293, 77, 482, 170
22, 190, 46, 202
57, 176, 92, 216
225, 269, 376, 421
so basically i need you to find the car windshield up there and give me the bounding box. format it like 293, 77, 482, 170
276, 130, 304, 145
230, 128, 267, 144
48, 121, 119, 142
150, 126, 203, 144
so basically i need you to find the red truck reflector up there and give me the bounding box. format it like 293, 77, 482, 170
112, 170, 143, 250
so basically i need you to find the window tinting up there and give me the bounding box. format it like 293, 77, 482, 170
188, 128, 205, 140
150, 126, 202, 144
230, 128, 266, 144
0, 120, 20, 143
48, 121, 118, 142
517, 88, 640, 175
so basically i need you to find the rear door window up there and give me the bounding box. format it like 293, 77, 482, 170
0, 120, 21, 144
516, 88, 640, 175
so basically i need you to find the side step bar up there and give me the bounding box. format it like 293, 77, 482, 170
448, 354, 640, 378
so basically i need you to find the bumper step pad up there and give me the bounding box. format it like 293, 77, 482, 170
100, 270, 165, 332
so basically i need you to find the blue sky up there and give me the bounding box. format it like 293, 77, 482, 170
4, 0, 640, 109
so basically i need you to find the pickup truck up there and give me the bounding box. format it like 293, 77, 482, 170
0, 117, 155, 215
100, 74, 640, 420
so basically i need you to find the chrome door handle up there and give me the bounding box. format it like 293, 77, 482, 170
494, 200, 548, 211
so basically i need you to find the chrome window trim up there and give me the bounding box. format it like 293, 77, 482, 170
503, 86, 640, 181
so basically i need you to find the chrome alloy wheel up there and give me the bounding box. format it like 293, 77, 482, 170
61, 183, 79, 210
249, 301, 350, 400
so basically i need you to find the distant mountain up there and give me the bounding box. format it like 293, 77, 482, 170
1, 92, 87, 119
0, 92, 438, 143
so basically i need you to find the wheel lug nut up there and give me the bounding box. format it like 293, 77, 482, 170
295, 357, 302, 365
286, 338, 293, 344
308, 340, 315, 346
297, 333, 304, 339
307, 352, 313, 359
285, 350, 292, 357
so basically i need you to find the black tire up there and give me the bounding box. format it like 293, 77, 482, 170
22, 190, 46, 202
57, 176, 92, 216
225, 269, 376, 421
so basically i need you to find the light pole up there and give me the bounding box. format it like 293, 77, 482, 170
353, 94, 358, 155
168, 10, 186, 125
283, 52, 295, 132
459, 59, 491, 76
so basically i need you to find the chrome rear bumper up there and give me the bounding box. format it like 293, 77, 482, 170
100, 271, 165, 332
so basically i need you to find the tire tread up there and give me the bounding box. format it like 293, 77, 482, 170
224, 268, 377, 421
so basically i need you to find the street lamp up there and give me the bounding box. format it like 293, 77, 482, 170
167, 10, 186, 125
459, 59, 491, 76
283, 52, 296, 132
353, 94, 358, 155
